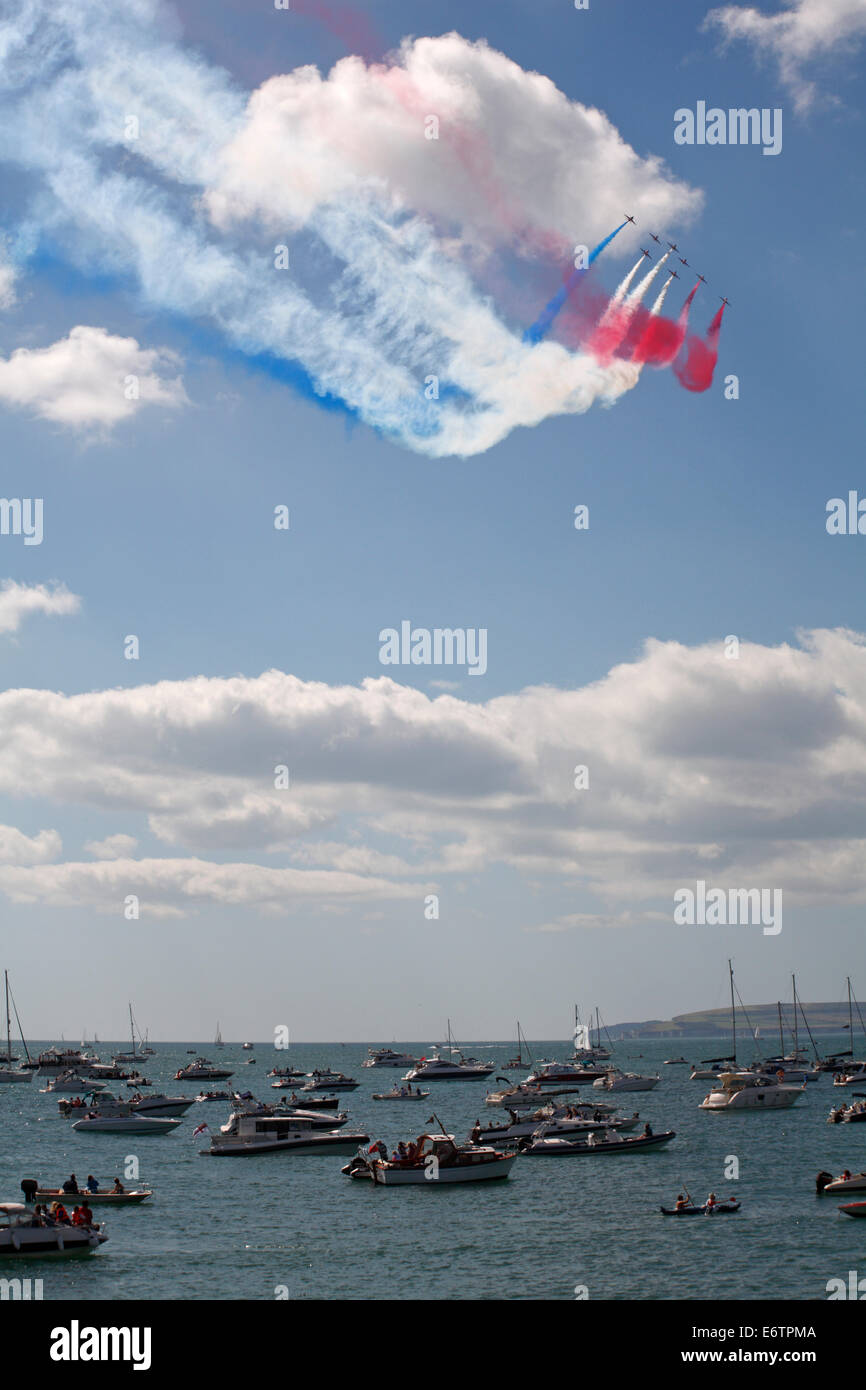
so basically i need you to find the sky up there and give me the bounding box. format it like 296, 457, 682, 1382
0, 0, 865, 1043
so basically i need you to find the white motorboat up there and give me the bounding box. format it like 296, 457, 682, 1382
41, 1071, 107, 1094
833, 1062, 866, 1087
194, 1090, 232, 1103
60, 1090, 193, 1118
202, 1107, 367, 1156
592, 1070, 659, 1092
362, 1047, 418, 1068
664, 1057, 689, 1066
818, 1171, 866, 1194
0, 1202, 107, 1256
300, 1070, 359, 1092
71, 1113, 182, 1135
404, 1053, 495, 1081
344, 1133, 517, 1184
242, 1042, 254, 1050
36, 1047, 93, 1075
175, 1057, 233, 1081
479, 1107, 640, 1145
699, 1074, 804, 1110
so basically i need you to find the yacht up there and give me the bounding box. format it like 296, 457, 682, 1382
404, 1053, 495, 1082
175, 1057, 233, 1081
36, 1047, 93, 1075
592, 1070, 659, 1092
0, 1202, 107, 1256
525, 1060, 608, 1086
71, 1112, 182, 1134
41, 1072, 107, 1094
699, 1073, 804, 1111
59, 1091, 194, 1118
300, 1070, 359, 1092
203, 1104, 367, 1156
362, 1047, 418, 1069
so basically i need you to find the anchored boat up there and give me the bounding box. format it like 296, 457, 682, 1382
344, 1132, 517, 1185
0, 1203, 107, 1256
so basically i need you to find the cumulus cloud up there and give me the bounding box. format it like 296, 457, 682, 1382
0, 249, 17, 309
3, 629, 866, 916
0, 581, 80, 635
0, 1, 700, 456
0, 326, 187, 430
704, 0, 866, 110
84, 833, 138, 859
0, 824, 60, 865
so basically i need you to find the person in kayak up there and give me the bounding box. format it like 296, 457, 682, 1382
706, 1192, 718, 1211
675, 1194, 689, 1212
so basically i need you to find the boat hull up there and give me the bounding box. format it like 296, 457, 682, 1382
205, 1134, 367, 1156
372, 1155, 517, 1184
839, 1201, 866, 1217
522, 1131, 676, 1155
33, 1189, 152, 1205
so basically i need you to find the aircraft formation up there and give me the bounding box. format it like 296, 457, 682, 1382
624, 215, 728, 303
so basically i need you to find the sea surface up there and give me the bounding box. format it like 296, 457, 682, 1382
1, 1036, 862, 1301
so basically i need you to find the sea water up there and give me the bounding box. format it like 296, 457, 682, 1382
0, 1037, 860, 1301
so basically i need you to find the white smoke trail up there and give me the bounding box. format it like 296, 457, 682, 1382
625, 249, 671, 308
0, 0, 663, 457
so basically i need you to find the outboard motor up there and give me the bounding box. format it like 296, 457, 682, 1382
816, 1170, 834, 1194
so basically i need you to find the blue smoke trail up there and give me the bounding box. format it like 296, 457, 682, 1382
523, 221, 627, 345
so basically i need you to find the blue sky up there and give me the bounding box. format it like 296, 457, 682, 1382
0, 0, 865, 1042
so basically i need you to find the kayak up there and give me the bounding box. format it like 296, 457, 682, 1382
660, 1200, 740, 1216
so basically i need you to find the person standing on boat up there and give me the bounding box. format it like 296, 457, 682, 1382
470, 1120, 482, 1145
20, 1177, 38, 1205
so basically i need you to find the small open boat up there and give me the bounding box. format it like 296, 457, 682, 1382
0, 1203, 107, 1256
839, 1201, 866, 1218
660, 1200, 740, 1216
33, 1186, 152, 1206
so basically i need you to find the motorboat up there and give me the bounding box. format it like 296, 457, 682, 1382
362, 1047, 418, 1069
269, 1088, 341, 1108
827, 1101, 866, 1124
58, 1090, 193, 1118
175, 1058, 233, 1081
0, 1202, 107, 1255
36, 1047, 93, 1075
202, 1106, 367, 1156
372, 1086, 431, 1100
817, 1171, 866, 1195
242, 1042, 254, 1051
33, 1185, 152, 1206
343, 1133, 517, 1184
519, 1127, 676, 1155
300, 1070, 359, 1092
267, 1067, 307, 1080
839, 1201, 866, 1217
592, 1070, 659, 1092
195, 1090, 232, 1103
699, 1074, 804, 1110
660, 1199, 740, 1216
833, 1063, 866, 1087
71, 1113, 182, 1135
484, 1079, 588, 1109
479, 1107, 640, 1146
664, 1058, 689, 1066
41, 1072, 107, 1094
404, 1053, 494, 1082
525, 1060, 608, 1086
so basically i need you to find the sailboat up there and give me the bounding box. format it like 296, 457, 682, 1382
113, 1004, 150, 1064
214, 1023, 224, 1049
0, 972, 32, 1083
573, 1006, 611, 1062
698, 962, 804, 1111
502, 1021, 532, 1070
832, 979, 866, 1085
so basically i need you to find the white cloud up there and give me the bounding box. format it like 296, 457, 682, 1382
84, 833, 138, 859
204, 34, 701, 256
3, 629, 866, 916
704, 0, 866, 109
0, 326, 187, 430
0, 856, 425, 918
0, 2, 701, 456
0, 825, 60, 865
0, 251, 17, 309
0, 581, 80, 635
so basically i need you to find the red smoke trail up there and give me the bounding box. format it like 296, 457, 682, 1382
673, 302, 725, 392
290, 0, 382, 59
632, 281, 698, 367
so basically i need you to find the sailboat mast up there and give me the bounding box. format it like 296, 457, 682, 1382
5, 971, 11, 1064
729, 960, 736, 1065
777, 1002, 784, 1058
792, 974, 798, 1058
